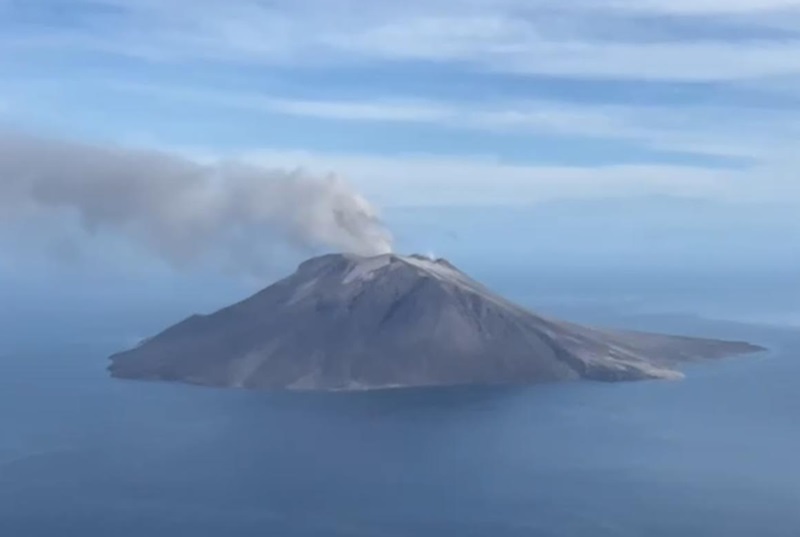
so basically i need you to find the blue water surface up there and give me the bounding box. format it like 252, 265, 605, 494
1, 281, 798, 536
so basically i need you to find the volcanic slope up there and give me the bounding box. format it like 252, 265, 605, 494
109, 253, 763, 390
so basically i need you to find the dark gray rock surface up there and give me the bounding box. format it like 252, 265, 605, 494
109, 253, 764, 391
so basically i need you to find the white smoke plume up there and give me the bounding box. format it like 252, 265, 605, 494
0, 131, 393, 272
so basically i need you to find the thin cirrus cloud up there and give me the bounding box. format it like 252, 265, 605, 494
606, 0, 800, 15
108, 80, 797, 162
3, 0, 800, 82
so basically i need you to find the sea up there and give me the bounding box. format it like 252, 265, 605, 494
1, 265, 799, 536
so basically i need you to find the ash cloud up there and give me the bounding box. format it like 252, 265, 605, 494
0, 131, 393, 273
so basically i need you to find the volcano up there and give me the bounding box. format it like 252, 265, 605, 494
109, 253, 763, 391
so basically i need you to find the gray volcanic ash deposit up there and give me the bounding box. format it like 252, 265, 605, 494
109, 253, 763, 391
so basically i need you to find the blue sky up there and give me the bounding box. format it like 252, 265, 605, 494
2, 0, 799, 207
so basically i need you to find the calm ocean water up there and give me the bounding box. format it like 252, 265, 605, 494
1, 277, 799, 536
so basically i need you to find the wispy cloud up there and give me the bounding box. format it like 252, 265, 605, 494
110, 82, 452, 123
4, 1, 800, 81
109, 81, 797, 162
605, 0, 800, 15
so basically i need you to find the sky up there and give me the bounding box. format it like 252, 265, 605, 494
1, 0, 800, 302
0, 0, 799, 334
1, 0, 799, 208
